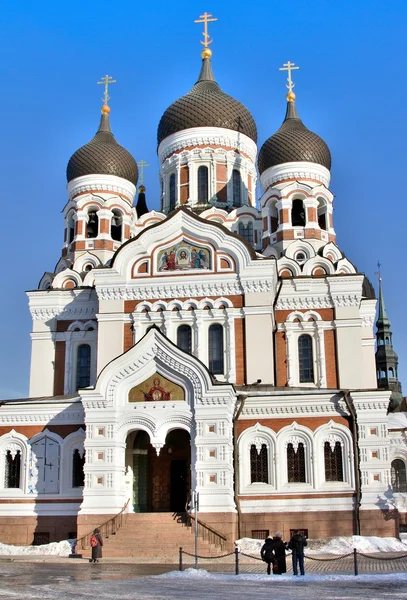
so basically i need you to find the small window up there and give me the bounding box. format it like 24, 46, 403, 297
72, 449, 85, 488
177, 325, 192, 354
298, 334, 314, 383
291, 199, 306, 227
250, 444, 268, 483
389, 368, 395, 378
296, 252, 306, 263
67, 213, 75, 244
318, 213, 327, 230
391, 459, 407, 492
86, 211, 98, 238
169, 173, 176, 211
208, 324, 224, 375
324, 441, 344, 482
232, 169, 241, 207
287, 442, 306, 483
4, 450, 21, 488
76, 344, 91, 389
238, 222, 254, 244
111, 210, 123, 242
198, 166, 209, 202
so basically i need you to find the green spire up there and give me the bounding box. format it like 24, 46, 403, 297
377, 278, 390, 328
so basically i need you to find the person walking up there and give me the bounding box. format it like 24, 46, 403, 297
89, 528, 103, 563
271, 532, 287, 574
288, 530, 307, 576
260, 535, 275, 575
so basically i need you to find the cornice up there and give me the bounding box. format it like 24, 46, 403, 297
260, 162, 331, 191
275, 296, 333, 310
97, 281, 244, 300
67, 174, 136, 204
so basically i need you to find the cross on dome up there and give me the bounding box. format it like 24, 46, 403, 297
279, 61, 299, 102
194, 12, 217, 58
97, 74, 116, 114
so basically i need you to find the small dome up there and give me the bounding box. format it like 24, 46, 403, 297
157, 57, 257, 146
258, 100, 331, 174
67, 113, 138, 185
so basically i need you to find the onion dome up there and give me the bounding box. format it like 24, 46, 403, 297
67, 105, 138, 185
157, 49, 257, 145
258, 94, 331, 174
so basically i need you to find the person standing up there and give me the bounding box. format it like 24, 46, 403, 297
260, 535, 275, 575
271, 532, 287, 574
90, 528, 103, 563
288, 530, 307, 576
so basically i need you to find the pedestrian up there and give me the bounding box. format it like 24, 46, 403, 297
271, 531, 287, 574
288, 529, 307, 576
89, 528, 103, 563
260, 535, 275, 575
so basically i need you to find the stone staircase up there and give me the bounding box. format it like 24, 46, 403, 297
98, 512, 225, 560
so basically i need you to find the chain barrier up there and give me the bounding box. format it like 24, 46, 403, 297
356, 551, 407, 561
181, 549, 235, 560
304, 551, 354, 562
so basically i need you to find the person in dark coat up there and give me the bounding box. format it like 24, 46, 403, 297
271, 532, 287, 574
260, 536, 275, 575
90, 528, 103, 563
288, 530, 307, 576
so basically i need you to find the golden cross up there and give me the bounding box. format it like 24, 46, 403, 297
194, 12, 217, 47
279, 61, 299, 93
97, 74, 116, 105
137, 160, 150, 185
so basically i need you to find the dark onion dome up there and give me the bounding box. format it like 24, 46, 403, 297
157, 50, 257, 146
67, 106, 138, 185
258, 94, 331, 174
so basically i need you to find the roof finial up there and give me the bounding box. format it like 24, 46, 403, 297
97, 74, 116, 114
374, 260, 382, 282
279, 61, 299, 102
194, 12, 217, 59
137, 160, 150, 186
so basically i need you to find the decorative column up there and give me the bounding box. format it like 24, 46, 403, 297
316, 322, 327, 388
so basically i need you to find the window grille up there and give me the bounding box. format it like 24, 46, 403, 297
391, 459, 407, 492
169, 173, 176, 211
72, 449, 85, 488
197, 166, 209, 202
4, 450, 21, 488
250, 444, 268, 483
287, 442, 306, 483
324, 441, 344, 482
232, 169, 241, 206
33, 532, 50, 546
208, 324, 224, 374
76, 344, 91, 389
298, 334, 314, 383
252, 529, 269, 540
177, 325, 192, 354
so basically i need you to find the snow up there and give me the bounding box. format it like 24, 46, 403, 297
236, 535, 407, 556
0, 539, 74, 556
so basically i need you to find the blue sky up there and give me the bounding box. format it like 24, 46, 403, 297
0, 0, 405, 398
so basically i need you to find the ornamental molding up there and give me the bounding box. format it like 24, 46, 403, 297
97, 281, 244, 300
275, 296, 332, 310
0, 412, 84, 425
30, 305, 98, 321
241, 403, 349, 417
260, 162, 331, 191
67, 174, 136, 203
158, 127, 258, 163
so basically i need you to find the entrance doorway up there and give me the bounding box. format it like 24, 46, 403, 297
128, 428, 191, 512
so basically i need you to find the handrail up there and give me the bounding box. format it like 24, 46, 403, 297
188, 512, 227, 550
76, 499, 130, 551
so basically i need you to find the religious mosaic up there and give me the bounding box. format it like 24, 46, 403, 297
157, 241, 211, 272
128, 374, 185, 402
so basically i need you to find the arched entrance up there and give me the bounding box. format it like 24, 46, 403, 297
126, 429, 191, 512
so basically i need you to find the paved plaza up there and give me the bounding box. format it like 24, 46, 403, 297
0, 556, 406, 599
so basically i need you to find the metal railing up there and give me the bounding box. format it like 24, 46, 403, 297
75, 499, 130, 552
186, 513, 228, 550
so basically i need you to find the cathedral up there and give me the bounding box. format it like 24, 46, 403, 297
0, 14, 406, 550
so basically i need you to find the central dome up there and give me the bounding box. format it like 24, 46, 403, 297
157, 57, 257, 146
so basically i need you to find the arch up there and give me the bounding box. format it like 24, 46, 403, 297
111, 209, 123, 242
238, 424, 277, 492
197, 166, 209, 202
302, 256, 335, 276
208, 323, 224, 375
0, 430, 28, 492
177, 324, 192, 354
67, 211, 75, 245
86, 209, 99, 239
313, 421, 354, 488
291, 199, 306, 226
62, 429, 85, 493
232, 169, 242, 207
277, 423, 314, 487
317, 196, 328, 230
391, 459, 407, 492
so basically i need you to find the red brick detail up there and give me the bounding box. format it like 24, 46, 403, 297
275, 309, 334, 323
137, 261, 148, 274
216, 183, 227, 202
324, 329, 338, 388
216, 163, 227, 182
280, 208, 289, 224
99, 219, 109, 234
279, 269, 292, 278
234, 318, 246, 385
275, 332, 287, 386
63, 280, 76, 289
263, 217, 268, 230
124, 295, 245, 312
180, 165, 189, 184
307, 207, 317, 222
124, 224, 130, 238
312, 267, 326, 276
123, 323, 133, 352
53, 341, 65, 395
94, 240, 114, 250
262, 236, 270, 249
0, 425, 84, 439
76, 221, 84, 236
248, 173, 252, 194
56, 320, 95, 333
220, 258, 229, 269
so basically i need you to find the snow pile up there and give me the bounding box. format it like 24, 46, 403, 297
236, 535, 407, 556
0, 539, 74, 556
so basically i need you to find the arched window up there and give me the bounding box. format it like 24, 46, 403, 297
86, 211, 99, 238
232, 169, 241, 207
391, 459, 407, 492
318, 213, 327, 230
177, 325, 192, 354
385, 337, 390, 345
324, 441, 343, 481
133, 431, 150, 512
197, 166, 209, 202
208, 324, 224, 375
291, 199, 306, 226
110, 210, 123, 242
238, 222, 254, 244
67, 213, 75, 245
250, 444, 268, 483
389, 368, 395, 378
169, 173, 176, 211
287, 442, 306, 483
298, 334, 314, 383
76, 344, 91, 389
72, 449, 85, 488
4, 450, 21, 488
